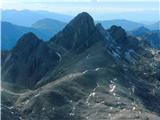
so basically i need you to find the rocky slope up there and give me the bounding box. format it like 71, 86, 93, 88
130, 27, 160, 49
1, 12, 160, 120
143, 31, 160, 49
2, 32, 60, 88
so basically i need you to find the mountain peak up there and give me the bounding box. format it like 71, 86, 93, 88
27, 31, 37, 35
68, 12, 94, 30
108, 25, 128, 44
13, 32, 41, 54
16, 32, 40, 47
135, 26, 150, 32
131, 26, 150, 37
109, 25, 126, 33
50, 12, 101, 53
74, 12, 92, 20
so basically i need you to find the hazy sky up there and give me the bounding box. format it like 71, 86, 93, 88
1, 0, 160, 22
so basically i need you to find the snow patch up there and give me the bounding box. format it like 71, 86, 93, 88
82, 70, 88, 74
56, 52, 62, 62
34, 93, 40, 98
132, 106, 136, 111
86, 92, 96, 106
113, 78, 118, 81
42, 107, 46, 111
8, 106, 14, 109
24, 100, 29, 104
109, 84, 116, 93
89, 92, 96, 97
94, 68, 101, 71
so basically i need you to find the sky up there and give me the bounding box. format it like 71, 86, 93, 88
1, 0, 160, 22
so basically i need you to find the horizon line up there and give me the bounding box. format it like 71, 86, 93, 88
1, 9, 159, 23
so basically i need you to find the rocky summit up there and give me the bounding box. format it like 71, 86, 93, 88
50, 12, 103, 53
1, 12, 160, 120
2, 32, 60, 88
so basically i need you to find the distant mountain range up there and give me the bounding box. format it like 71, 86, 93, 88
2, 9, 159, 30
2, 12, 160, 120
1, 9, 159, 50
2, 21, 42, 50
2, 9, 71, 27
146, 21, 160, 30
129, 26, 151, 36
2, 20, 66, 50
143, 32, 160, 49
32, 18, 66, 39
97, 19, 160, 31
97, 19, 143, 31
129, 26, 160, 49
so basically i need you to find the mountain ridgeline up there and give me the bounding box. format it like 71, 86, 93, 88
130, 26, 160, 49
2, 9, 159, 50
2, 9, 71, 26
2, 12, 160, 120
2, 32, 60, 88
50, 12, 104, 53
2, 20, 66, 50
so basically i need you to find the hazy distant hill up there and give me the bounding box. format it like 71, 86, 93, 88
32, 18, 66, 39
2, 20, 66, 50
2, 9, 72, 27
98, 19, 160, 31
1, 21, 43, 50
97, 19, 143, 31
143, 31, 160, 49
130, 26, 151, 36
146, 21, 160, 30
130, 26, 160, 49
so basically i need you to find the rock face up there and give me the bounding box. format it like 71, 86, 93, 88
108, 25, 128, 44
130, 27, 160, 49
2, 32, 60, 88
129, 26, 160, 49
50, 12, 104, 53
143, 32, 160, 49
1, 12, 160, 120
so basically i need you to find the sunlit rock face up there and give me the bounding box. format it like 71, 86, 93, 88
1, 12, 160, 120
